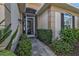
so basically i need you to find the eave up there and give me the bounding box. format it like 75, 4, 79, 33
37, 3, 79, 16
36, 3, 50, 15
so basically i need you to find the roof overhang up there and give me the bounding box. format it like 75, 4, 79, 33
36, 3, 50, 15
37, 3, 79, 16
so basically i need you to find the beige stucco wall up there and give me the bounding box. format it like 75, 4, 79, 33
75, 16, 79, 28
10, 3, 20, 51
11, 3, 20, 32
0, 3, 19, 31
5, 4, 11, 11
5, 3, 11, 26
50, 6, 61, 39
0, 4, 5, 22
37, 9, 48, 29
54, 12, 61, 39
0, 4, 6, 29
0, 4, 11, 29
0, 4, 5, 28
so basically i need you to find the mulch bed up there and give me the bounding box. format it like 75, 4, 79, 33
48, 42, 79, 56
55, 42, 79, 56
69, 42, 79, 56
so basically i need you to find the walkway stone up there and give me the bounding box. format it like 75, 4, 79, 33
30, 38, 56, 56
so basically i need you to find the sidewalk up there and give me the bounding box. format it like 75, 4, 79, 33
31, 38, 56, 56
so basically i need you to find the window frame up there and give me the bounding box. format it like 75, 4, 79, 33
61, 13, 75, 29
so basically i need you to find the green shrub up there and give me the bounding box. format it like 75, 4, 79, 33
0, 24, 11, 44
0, 50, 16, 56
60, 29, 77, 45
74, 29, 79, 41
52, 40, 74, 55
37, 29, 52, 44
2, 24, 11, 34
52, 29, 79, 55
0, 30, 12, 44
15, 34, 32, 56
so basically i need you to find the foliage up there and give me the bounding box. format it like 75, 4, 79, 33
0, 30, 12, 44
0, 50, 16, 56
52, 29, 79, 55
60, 29, 77, 45
37, 29, 52, 44
0, 30, 2, 39
2, 24, 11, 34
0, 24, 11, 44
52, 40, 74, 55
15, 34, 32, 56
74, 29, 79, 41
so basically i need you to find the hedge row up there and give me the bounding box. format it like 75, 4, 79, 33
37, 29, 52, 45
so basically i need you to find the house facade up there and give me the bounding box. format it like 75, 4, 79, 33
36, 3, 79, 39
25, 3, 79, 40
24, 3, 79, 40
0, 3, 79, 51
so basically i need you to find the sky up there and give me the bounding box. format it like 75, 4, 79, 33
71, 3, 79, 7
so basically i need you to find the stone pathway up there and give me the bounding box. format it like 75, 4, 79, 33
30, 38, 56, 56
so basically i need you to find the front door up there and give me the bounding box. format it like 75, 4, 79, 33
26, 17, 35, 37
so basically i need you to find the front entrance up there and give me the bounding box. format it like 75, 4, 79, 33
26, 17, 35, 37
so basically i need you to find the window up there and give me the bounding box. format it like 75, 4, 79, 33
61, 13, 75, 29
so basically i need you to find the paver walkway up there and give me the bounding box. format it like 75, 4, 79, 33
30, 38, 56, 56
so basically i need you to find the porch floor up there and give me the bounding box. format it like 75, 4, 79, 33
30, 38, 55, 56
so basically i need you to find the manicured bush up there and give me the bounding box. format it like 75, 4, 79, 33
15, 34, 32, 56
37, 29, 52, 44
52, 40, 74, 55
60, 29, 77, 45
0, 50, 16, 56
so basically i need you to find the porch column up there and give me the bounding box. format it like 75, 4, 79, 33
54, 12, 61, 39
